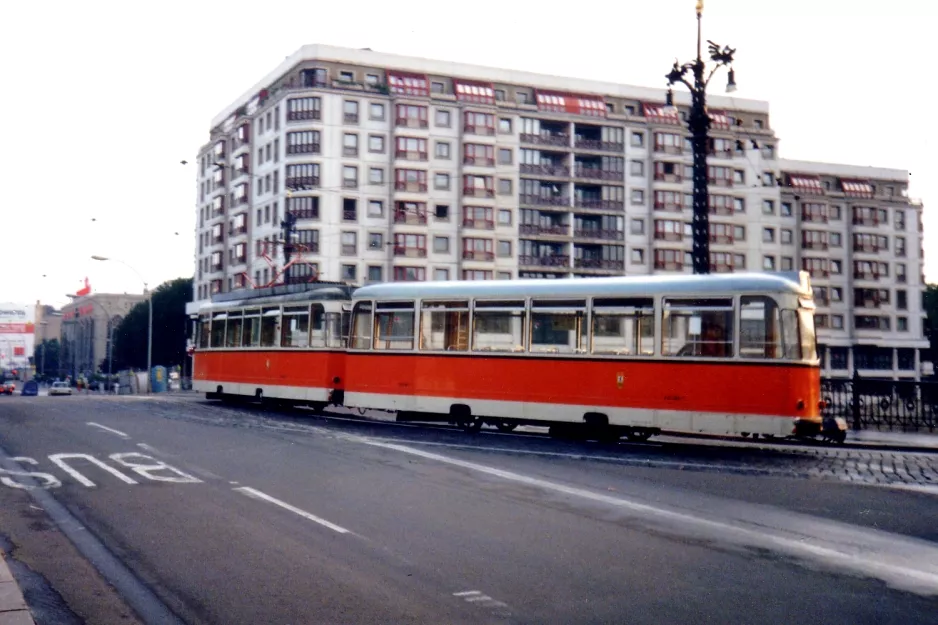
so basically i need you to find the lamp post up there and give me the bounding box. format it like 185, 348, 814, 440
664, 0, 737, 275
91, 256, 152, 394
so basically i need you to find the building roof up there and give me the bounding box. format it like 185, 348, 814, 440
211, 44, 770, 129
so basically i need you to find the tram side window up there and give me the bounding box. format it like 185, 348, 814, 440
739, 296, 781, 358
281, 306, 310, 347
374, 302, 416, 350
226, 311, 244, 348
472, 301, 525, 353
662, 298, 734, 358
420, 301, 470, 351
242, 309, 261, 347
325, 311, 347, 348
781, 309, 802, 360
309, 304, 326, 347
798, 307, 817, 361
198, 316, 210, 348
260, 307, 280, 347
591, 298, 654, 356
530, 300, 587, 354
349, 302, 373, 349
210, 313, 227, 348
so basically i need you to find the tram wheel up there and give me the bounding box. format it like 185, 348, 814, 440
462, 415, 484, 433
495, 422, 518, 432
625, 429, 652, 442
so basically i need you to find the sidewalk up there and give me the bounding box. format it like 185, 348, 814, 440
847, 429, 938, 450
0, 553, 33, 625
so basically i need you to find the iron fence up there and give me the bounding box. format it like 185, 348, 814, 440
821, 376, 938, 432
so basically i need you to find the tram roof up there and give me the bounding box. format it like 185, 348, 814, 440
352, 272, 812, 301
199, 281, 355, 312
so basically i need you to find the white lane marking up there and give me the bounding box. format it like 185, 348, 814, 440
109, 454, 202, 483
48, 453, 138, 487
136, 443, 224, 481
888, 484, 938, 496
452, 591, 481, 597
86, 422, 130, 439
453, 590, 508, 608
233, 487, 350, 534
0, 457, 62, 490
349, 436, 938, 596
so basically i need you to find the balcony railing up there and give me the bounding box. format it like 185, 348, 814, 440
463, 156, 495, 167
394, 212, 428, 225
573, 229, 623, 241
285, 176, 320, 188
521, 224, 568, 236
803, 241, 829, 251
394, 247, 427, 258
654, 200, 683, 212
574, 139, 624, 153
654, 143, 684, 155
709, 234, 733, 245
462, 218, 495, 230
520, 133, 570, 148
574, 199, 625, 212
654, 231, 684, 242
287, 110, 321, 121
520, 164, 569, 177
286, 144, 320, 155
291, 208, 319, 220
654, 260, 684, 271
574, 166, 623, 181
395, 150, 428, 161
463, 250, 495, 261
709, 177, 733, 187
343, 112, 359, 124
574, 258, 625, 271
396, 117, 429, 129
395, 181, 428, 193
801, 212, 828, 223
853, 271, 882, 281
519, 255, 570, 267
853, 243, 883, 254
520, 195, 569, 207
463, 187, 495, 198
464, 124, 496, 136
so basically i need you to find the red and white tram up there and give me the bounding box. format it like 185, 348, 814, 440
345, 272, 824, 441
192, 272, 832, 442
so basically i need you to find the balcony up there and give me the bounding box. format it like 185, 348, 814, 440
852, 216, 880, 227
463, 156, 495, 167
287, 144, 320, 155
343, 112, 359, 124
801, 212, 828, 223
235, 195, 249, 206
520, 164, 569, 178
573, 229, 623, 241
802, 241, 829, 251
463, 187, 494, 198
710, 204, 733, 216
853, 243, 882, 254
394, 247, 427, 258
211, 235, 224, 245
462, 218, 495, 230
654, 231, 683, 242
519, 255, 570, 268
211, 263, 224, 272
287, 110, 322, 122
233, 255, 247, 264
291, 208, 319, 220
395, 150, 428, 161
654, 171, 684, 184
285, 176, 320, 189
574, 138, 624, 153
464, 124, 495, 136
396, 117, 429, 129
853, 271, 881, 281
709, 177, 733, 188
394, 212, 428, 225
520, 133, 570, 148
654, 199, 683, 212
396, 181, 428, 193
463, 251, 495, 261
574, 198, 625, 212
654, 260, 684, 271
709, 233, 733, 245
574, 166, 622, 182
574, 258, 625, 271
520, 195, 569, 208
230, 225, 248, 236
521, 224, 568, 237
654, 143, 684, 156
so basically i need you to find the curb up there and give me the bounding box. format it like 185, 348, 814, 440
0, 553, 34, 625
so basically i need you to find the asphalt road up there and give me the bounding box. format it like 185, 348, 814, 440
1, 394, 938, 625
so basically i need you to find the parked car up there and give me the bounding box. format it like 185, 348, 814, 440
20, 380, 38, 396
49, 381, 72, 396
1, 381, 15, 395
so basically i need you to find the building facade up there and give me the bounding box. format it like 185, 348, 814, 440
60, 293, 145, 379
190, 44, 928, 379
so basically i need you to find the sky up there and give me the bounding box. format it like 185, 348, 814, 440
1, 0, 934, 309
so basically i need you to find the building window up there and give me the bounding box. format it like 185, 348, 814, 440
368, 200, 384, 217
369, 103, 385, 120
762, 199, 775, 214
763, 256, 775, 270
497, 240, 512, 257
434, 268, 450, 281
630, 160, 644, 176
897, 317, 908, 332
630, 219, 644, 235
343, 133, 359, 157
435, 204, 449, 220
368, 135, 386, 153
631, 189, 644, 205
393, 266, 426, 281
498, 118, 512, 134
498, 148, 512, 165
342, 264, 357, 281
367, 266, 383, 282
781, 202, 793, 217
433, 236, 450, 253
343, 198, 357, 221
369, 168, 384, 185
630, 132, 644, 147
341, 232, 357, 256
368, 233, 384, 249
435, 109, 451, 127
435, 142, 451, 159
343, 100, 359, 124
498, 179, 512, 195
434, 173, 450, 190
781, 257, 793, 271
498, 209, 512, 225
343, 166, 358, 188
631, 248, 645, 264
763, 227, 775, 243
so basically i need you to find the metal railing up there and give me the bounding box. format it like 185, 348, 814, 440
821, 376, 938, 432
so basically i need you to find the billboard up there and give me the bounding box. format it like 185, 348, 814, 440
0, 303, 35, 369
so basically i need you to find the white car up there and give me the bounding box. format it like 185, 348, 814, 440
49, 382, 73, 396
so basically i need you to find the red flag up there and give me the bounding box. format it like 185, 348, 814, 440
76, 277, 91, 297
13, 347, 24, 356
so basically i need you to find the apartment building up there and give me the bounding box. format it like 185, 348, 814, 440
190, 44, 928, 379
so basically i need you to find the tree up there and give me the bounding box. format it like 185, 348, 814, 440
34, 339, 60, 380
111, 278, 192, 371
923, 284, 938, 370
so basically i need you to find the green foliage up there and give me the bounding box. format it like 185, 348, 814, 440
112, 278, 192, 370
923, 284, 938, 366
34, 338, 60, 379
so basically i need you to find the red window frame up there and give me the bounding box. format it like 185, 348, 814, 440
393, 266, 426, 282
463, 175, 494, 197
463, 143, 495, 166
395, 169, 428, 192
395, 136, 428, 160
463, 111, 495, 135
395, 104, 428, 128
393, 233, 427, 257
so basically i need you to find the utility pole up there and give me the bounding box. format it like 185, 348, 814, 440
281, 189, 298, 284
665, 0, 737, 275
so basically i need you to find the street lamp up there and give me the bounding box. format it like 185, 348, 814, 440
664, 0, 737, 275
91, 255, 152, 394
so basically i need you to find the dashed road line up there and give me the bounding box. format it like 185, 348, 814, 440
86, 422, 129, 439
233, 486, 351, 534
453, 590, 508, 609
